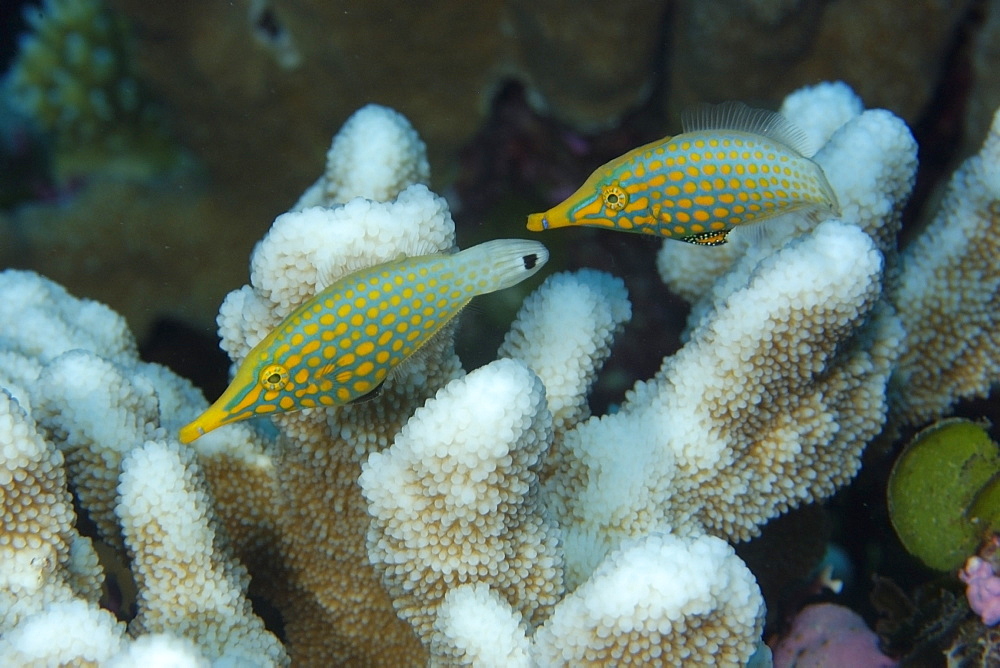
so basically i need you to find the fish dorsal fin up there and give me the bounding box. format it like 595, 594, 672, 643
681, 101, 816, 157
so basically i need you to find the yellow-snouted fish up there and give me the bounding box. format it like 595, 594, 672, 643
527, 102, 839, 245
179, 239, 548, 443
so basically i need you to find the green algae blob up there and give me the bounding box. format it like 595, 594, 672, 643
887, 418, 1000, 571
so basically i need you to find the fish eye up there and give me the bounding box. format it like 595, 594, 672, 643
260, 364, 289, 390
602, 185, 628, 211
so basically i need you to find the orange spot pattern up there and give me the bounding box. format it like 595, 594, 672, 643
571, 130, 834, 245
220, 253, 484, 421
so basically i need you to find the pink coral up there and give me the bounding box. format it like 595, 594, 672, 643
960, 556, 1000, 626
771, 603, 896, 668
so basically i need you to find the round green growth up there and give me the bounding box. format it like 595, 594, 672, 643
969, 471, 1000, 533
887, 418, 1000, 571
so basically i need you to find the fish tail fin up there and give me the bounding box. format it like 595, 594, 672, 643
457, 239, 549, 294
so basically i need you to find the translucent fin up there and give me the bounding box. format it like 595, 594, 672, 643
681, 101, 816, 157
382, 320, 459, 394
727, 218, 772, 247
456, 239, 549, 293
727, 205, 829, 247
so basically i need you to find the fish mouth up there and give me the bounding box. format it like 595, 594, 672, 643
178, 400, 234, 443
178, 421, 207, 444
526, 212, 550, 231
178, 383, 262, 443
527, 200, 577, 231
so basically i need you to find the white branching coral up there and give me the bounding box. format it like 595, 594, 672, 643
0, 269, 285, 664
656, 223, 897, 540
209, 100, 459, 666
432, 584, 532, 667
0, 269, 136, 366
7, 82, 999, 665
0, 389, 101, 632
33, 350, 162, 546
780, 80, 865, 148
813, 108, 918, 254
361, 359, 562, 641
890, 105, 1000, 425
0, 599, 125, 666
117, 440, 287, 666
104, 633, 208, 668
236, 184, 456, 324
498, 270, 631, 433
533, 533, 763, 666
428, 535, 763, 667
545, 221, 902, 587
294, 103, 431, 209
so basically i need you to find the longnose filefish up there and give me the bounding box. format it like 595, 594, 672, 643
526, 102, 839, 245
179, 239, 548, 443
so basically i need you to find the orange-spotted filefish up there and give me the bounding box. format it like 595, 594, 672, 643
526, 102, 839, 245
178, 239, 548, 443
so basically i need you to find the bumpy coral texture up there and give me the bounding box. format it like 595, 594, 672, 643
0, 389, 101, 633
295, 103, 432, 209
427, 534, 764, 666
117, 440, 287, 665
533, 533, 764, 666
212, 104, 457, 666
33, 351, 162, 548
361, 359, 562, 639
0, 600, 125, 666
0, 270, 286, 666
432, 584, 532, 667
890, 105, 1000, 425
498, 269, 631, 434
549, 221, 902, 587
6, 80, 999, 665
206, 100, 770, 665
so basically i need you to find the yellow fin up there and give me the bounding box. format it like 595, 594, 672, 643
681, 101, 816, 157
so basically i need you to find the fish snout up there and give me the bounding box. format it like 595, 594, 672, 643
526, 212, 550, 231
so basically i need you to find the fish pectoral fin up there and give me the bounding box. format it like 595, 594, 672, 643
347, 380, 385, 405
682, 230, 730, 246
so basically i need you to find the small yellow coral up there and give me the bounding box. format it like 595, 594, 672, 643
6, 0, 175, 178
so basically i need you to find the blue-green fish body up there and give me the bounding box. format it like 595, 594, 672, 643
179, 239, 548, 443
527, 102, 838, 245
